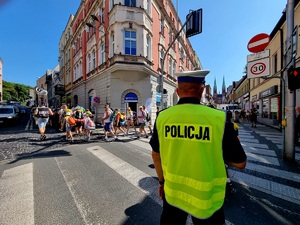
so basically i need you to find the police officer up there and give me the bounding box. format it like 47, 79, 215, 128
150, 69, 247, 225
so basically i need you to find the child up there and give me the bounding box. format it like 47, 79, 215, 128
65, 109, 74, 143
83, 111, 95, 141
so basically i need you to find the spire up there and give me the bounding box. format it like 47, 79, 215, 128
222, 76, 226, 95
213, 77, 217, 95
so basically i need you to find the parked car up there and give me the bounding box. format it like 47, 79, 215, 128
0, 105, 21, 125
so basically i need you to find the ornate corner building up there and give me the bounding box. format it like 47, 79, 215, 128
56, 0, 202, 121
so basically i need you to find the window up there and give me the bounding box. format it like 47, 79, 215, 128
124, 30, 136, 55
110, 0, 114, 10
160, 49, 165, 70
160, 19, 165, 35
146, 35, 151, 59
74, 65, 77, 81
273, 53, 278, 74
169, 32, 173, 45
100, 8, 104, 23
180, 48, 184, 59
262, 98, 269, 118
112, 34, 115, 57
92, 50, 96, 70
88, 54, 91, 72
168, 58, 172, 75
125, 0, 136, 7
173, 61, 176, 76
101, 44, 105, 64
146, 0, 151, 14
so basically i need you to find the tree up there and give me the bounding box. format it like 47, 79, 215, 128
2, 80, 33, 104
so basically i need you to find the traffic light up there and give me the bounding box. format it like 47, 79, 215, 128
287, 67, 300, 91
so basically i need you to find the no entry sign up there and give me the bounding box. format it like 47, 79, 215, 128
247, 33, 270, 53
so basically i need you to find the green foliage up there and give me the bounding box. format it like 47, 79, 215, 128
2, 80, 33, 103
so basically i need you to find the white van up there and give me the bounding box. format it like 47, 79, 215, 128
0, 105, 21, 125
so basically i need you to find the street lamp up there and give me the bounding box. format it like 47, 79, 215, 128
159, 11, 194, 109
85, 15, 107, 34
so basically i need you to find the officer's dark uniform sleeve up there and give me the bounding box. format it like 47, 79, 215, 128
222, 122, 246, 163
149, 120, 159, 153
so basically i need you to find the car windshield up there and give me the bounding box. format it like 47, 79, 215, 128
0, 108, 13, 114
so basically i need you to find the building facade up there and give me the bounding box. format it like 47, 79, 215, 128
249, 0, 300, 127
57, 0, 201, 122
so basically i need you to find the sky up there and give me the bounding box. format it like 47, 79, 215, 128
0, 0, 287, 93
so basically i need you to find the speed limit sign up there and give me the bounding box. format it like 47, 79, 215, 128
247, 57, 270, 78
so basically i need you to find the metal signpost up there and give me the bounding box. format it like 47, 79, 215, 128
158, 9, 202, 109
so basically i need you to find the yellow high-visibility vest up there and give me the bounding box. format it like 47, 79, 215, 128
156, 104, 227, 219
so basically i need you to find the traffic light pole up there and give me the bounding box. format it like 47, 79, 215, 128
284, 0, 295, 161
159, 12, 194, 109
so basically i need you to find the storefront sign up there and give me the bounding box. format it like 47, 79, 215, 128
252, 95, 257, 101
124, 92, 138, 102
259, 85, 278, 99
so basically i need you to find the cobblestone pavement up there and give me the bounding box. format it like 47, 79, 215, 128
0, 114, 104, 161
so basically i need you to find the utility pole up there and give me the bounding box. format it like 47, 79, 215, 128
284, 0, 295, 161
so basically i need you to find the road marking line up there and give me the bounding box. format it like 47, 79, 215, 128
229, 170, 300, 205
87, 146, 234, 225
0, 163, 34, 225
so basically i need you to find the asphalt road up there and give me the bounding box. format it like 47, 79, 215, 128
0, 113, 299, 225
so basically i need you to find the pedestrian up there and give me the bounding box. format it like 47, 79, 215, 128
113, 109, 127, 136
295, 106, 300, 145
100, 104, 117, 142
143, 105, 153, 134
136, 106, 148, 138
226, 106, 232, 122
126, 107, 137, 134
64, 109, 75, 143
83, 111, 95, 141
34, 102, 53, 141
239, 109, 246, 123
251, 108, 258, 127
74, 106, 84, 136
58, 104, 68, 131
150, 69, 247, 225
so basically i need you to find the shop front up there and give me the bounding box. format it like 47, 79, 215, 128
258, 85, 280, 126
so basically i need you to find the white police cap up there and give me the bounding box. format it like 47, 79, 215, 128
175, 69, 210, 83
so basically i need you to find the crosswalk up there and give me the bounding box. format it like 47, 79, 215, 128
0, 125, 299, 225
233, 124, 300, 205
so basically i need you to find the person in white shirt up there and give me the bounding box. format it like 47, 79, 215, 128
142, 105, 153, 135
126, 107, 137, 134
100, 104, 117, 141
136, 106, 148, 138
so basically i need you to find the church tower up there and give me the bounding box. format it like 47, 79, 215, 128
222, 76, 226, 103
213, 77, 217, 98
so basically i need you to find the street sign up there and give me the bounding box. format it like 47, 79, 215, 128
186, 9, 202, 38
247, 33, 270, 53
247, 49, 270, 62
247, 57, 270, 78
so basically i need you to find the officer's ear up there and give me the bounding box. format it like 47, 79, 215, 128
176, 87, 180, 96
199, 84, 205, 97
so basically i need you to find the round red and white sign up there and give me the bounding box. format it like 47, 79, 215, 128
250, 62, 266, 75
247, 33, 270, 53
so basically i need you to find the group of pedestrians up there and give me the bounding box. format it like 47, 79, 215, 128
100, 104, 152, 142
